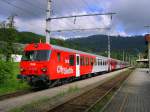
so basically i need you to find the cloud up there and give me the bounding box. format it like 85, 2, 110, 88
109, 0, 150, 35
0, 0, 149, 38
15, 18, 45, 34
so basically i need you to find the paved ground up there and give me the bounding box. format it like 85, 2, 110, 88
102, 68, 150, 112
0, 69, 128, 112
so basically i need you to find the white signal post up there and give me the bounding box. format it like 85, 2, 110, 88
46, 0, 52, 44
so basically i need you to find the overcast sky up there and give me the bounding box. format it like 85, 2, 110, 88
0, 0, 149, 39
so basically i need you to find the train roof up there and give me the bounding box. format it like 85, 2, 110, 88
52, 45, 126, 63
52, 45, 108, 60
25, 43, 125, 62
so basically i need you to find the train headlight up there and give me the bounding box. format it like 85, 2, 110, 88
20, 68, 24, 72
41, 68, 47, 72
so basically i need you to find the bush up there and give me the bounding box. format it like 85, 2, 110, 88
0, 61, 14, 84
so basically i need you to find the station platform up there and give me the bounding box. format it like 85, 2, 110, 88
102, 68, 150, 112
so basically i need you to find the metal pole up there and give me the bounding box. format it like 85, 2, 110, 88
108, 34, 111, 59
123, 50, 125, 62
46, 0, 52, 44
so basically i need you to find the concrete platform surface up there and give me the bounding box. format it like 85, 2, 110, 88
102, 68, 150, 112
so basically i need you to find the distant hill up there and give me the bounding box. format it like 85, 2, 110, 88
66, 35, 146, 55
0, 28, 146, 59
0, 29, 69, 46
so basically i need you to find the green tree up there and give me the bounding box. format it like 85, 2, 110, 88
1, 28, 17, 61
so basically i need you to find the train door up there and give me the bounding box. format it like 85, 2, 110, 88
76, 54, 80, 77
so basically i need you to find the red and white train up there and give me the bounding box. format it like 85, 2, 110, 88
18, 43, 128, 87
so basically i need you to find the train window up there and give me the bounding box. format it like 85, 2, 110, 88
69, 55, 74, 66
102, 61, 104, 66
88, 58, 89, 65
94, 58, 96, 65
86, 57, 89, 66
98, 59, 100, 66
86, 58, 88, 65
90, 58, 93, 65
104, 61, 106, 65
101, 60, 103, 66
57, 53, 61, 62
77, 56, 79, 65
97, 59, 99, 66
80, 56, 84, 66
95, 59, 97, 66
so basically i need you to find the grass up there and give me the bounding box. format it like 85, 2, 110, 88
10, 86, 80, 112
0, 62, 30, 96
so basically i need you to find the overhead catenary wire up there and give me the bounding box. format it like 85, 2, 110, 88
51, 27, 110, 32
1, 0, 41, 17
50, 12, 116, 20
0, 0, 115, 38
0, 0, 45, 30
22, 0, 45, 11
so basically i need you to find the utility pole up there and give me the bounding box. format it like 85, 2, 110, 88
123, 50, 125, 62
46, 0, 52, 44
7, 15, 17, 28
108, 34, 111, 59
107, 14, 116, 59
0, 21, 6, 28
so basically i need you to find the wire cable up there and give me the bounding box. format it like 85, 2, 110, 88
1, 0, 40, 17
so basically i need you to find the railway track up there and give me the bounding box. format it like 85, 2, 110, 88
0, 90, 32, 101
0, 69, 130, 102
48, 70, 131, 112
0, 71, 110, 101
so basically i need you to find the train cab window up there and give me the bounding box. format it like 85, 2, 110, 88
22, 50, 51, 61
57, 53, 61, 62
69, 55, 74, 66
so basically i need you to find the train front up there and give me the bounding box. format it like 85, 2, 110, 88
18, 43, 52, 88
